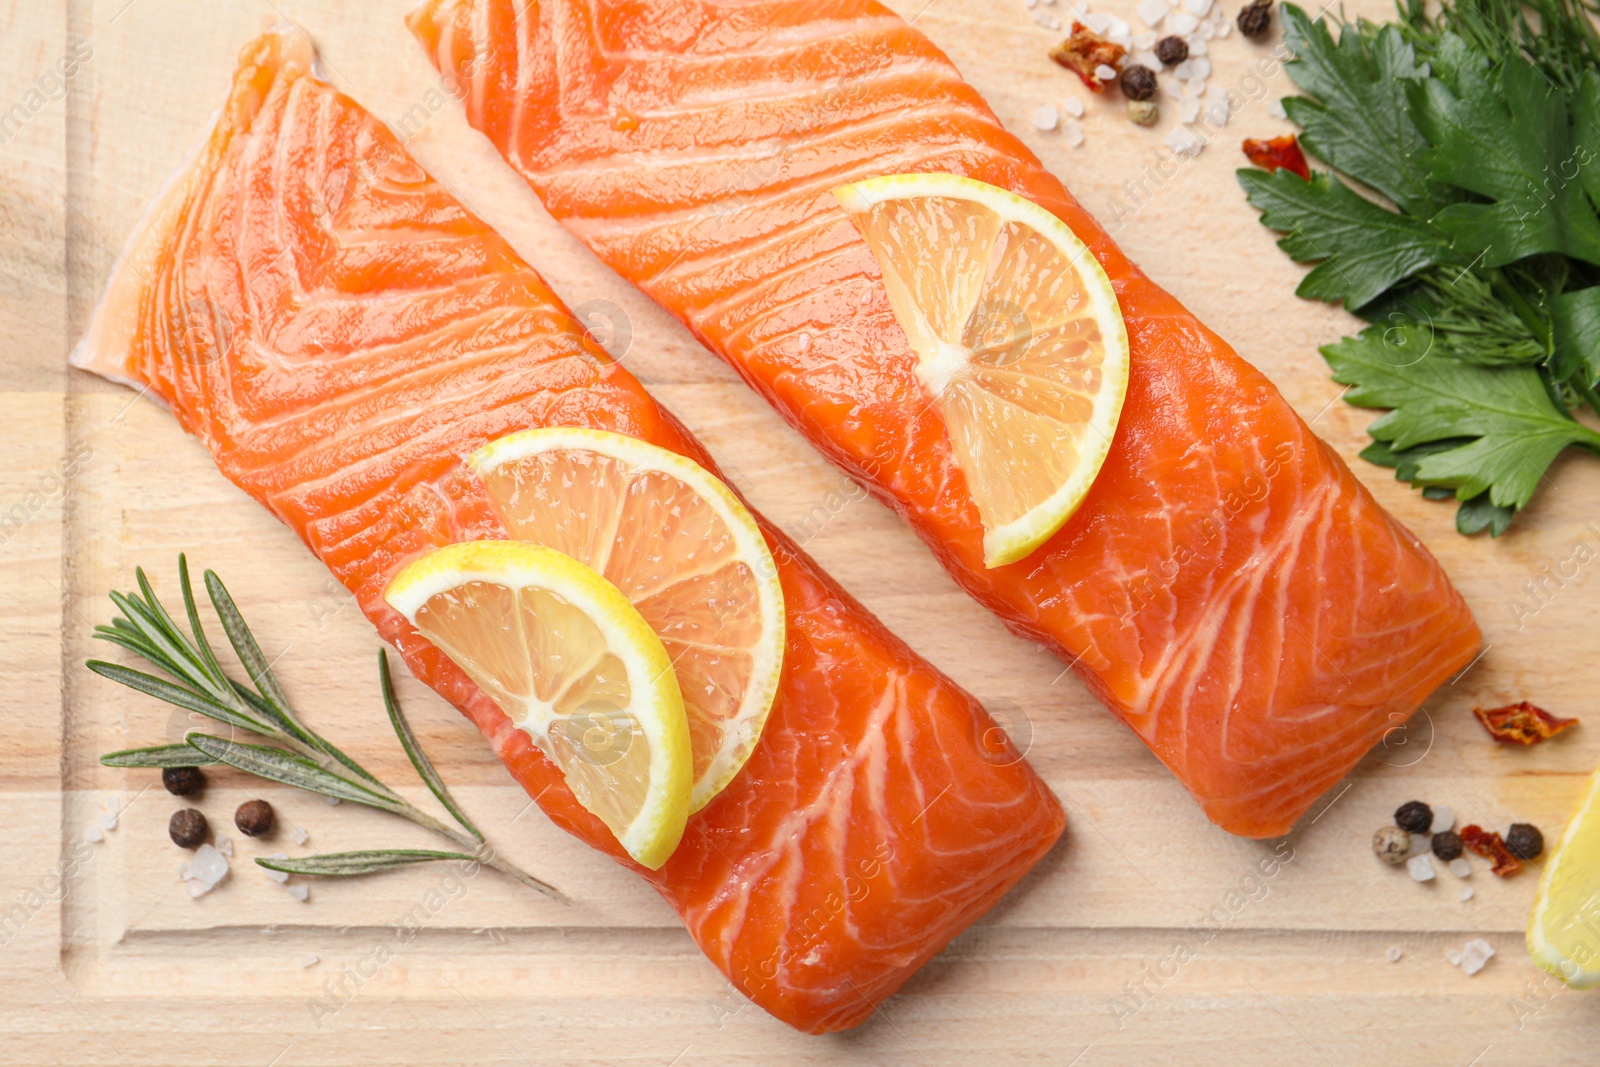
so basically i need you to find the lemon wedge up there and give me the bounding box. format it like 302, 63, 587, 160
833, 173, 1130, 568
470, 428, 784, 812
1529, 762, 1600, 988
384, 541, 691, 869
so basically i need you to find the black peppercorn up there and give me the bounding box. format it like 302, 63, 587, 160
1120, 64, 1158, 102
169, 808, 209, 848
162, 766, 204, 796
235, 799, 276, 837
1506, 823, 1544, 861
1155, 35, 1189, 66
1238, 0, 1273, 38
1432, 830, 1464, 861
1394, 800, 1433, 834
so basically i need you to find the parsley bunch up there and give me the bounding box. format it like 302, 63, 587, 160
1240, 0, 1600, 535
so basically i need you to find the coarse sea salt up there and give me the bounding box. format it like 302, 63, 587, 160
1446, 948, 1463, 966
1189, 56, 1212, 79
1184, 0, 1214, 15
1085, 11, 1114, 32
289, 824, 309, 846
1173, 58, 1195, 80
1203, 86, 1230, 127
1134, 29, 1159, 49
84, 824, 104, 844
299, 954, 320, 969
286, 883, 310, 903
1433, 806, 1456, 833
1460, 888, 1475, 902
1033, 104, 1060, 131
1410, 832, 1432, 856
216, 835, 233, 858
1266, 98, 1287, 119
1063, 96, 1086, 117
1167, 11, 1200, 34
1407, 854, 1435, 882
1179, 94, 1203, 123
1449, 858, 1472, 878
1062, 119, 1086, 147
1185, 33, 1208, 55
1095, 63, 1119, 81
1128, 50, 1161, 71
1386, 946, 1403, 962
97, 808, 118, 831
1461, 938, 1495, 976
1032, 8, 1062, 29
187, 844, 229, 886
1137, 0, 1169, 27
1166, 126, 1203, 157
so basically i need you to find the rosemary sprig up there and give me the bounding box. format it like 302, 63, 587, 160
92, 556, 566, 902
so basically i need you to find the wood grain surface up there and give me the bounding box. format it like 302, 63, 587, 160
3, 0, 1598, 1063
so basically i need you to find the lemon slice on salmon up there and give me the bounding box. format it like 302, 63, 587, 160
384, 541, 691, 870
470, 428, 784, 812
1528, 761, 1600, 988
833, 173, 1129, 568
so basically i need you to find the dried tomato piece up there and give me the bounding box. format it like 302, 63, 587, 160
1050, 22, 1127, 93
1474, 701, 1579, 745
1242, 134, 1311, 180
1461, 824, 1522, 877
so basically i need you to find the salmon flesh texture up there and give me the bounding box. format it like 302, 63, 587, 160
408, 0, 1483, 838
72, 29, 1065, 1034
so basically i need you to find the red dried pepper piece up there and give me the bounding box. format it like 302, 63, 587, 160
1474, 702, 1579, 745
1242, 134, 1311, 180
1050, 22, 1127, 93
1461, 824, 1522, 877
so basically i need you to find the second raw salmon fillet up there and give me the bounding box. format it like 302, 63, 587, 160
409, 0, 1483, 837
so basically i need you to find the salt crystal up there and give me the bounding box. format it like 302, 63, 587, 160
1267, 98, 1287, 119
1203, 87, 1230, 127
286, 883, 310, 903
289, 824, 309, 846
1461, 938, 1495, 976
1183, 0, 1213, 15
1386, 946, 1403, 962
1173, 59, 1194, 80
1186, 33, 1208, 55
84, 824, 104, 844
1410, 833, 1432, 856
1433, 806, 1456, 833
1062, 119, 1085, 147
1063, 96, 1086, 117
299, 954, 320, 969
1166, 126, 1203, 157
1449, 858, 1472, 878
1032, 9, 1061, 28
187, 844, 229, 886
1109, 28, 1133, 48
97, 808, 118, 831
1133, 29, 1159, 48
1446, 949, 1463, 966
1215, 17, 1231, 36
1407, 854, 1435, 882
324, 796, 341, 806
1179, 94, 1203, 123
1129, 50, 1162, 70
1190, 56, 1212, 79
1167, 12, 1199, 34
1094, 64, 1119, 82
1033, 104, 1060, 131
1085, 12, 1114, 33
1187, 78, 1208, 97
216, 835, 233, 857
1200, 20, 1216, 38
187, 880, 214, 899
1459, 888, 1474, 902
1105, 15, 1131, 36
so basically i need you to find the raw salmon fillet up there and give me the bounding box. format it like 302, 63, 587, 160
409, 0, 1483, 837
72, 29, 1064, 1034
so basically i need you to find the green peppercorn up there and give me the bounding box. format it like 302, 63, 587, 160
1126, 100, 1159, 126
162, 766, 204, 796
169, 808, 208, 849
1155, 35, 1189, 66
235, 799, 276, 837
1238, 0, 1273, 38
1120, 64, 1158, 102
1395, 800, 1433, 834
1506, 823, 1544, 860
1432, 830, 1464, 861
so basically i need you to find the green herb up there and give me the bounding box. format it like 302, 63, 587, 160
91, 556, 566, 901
1239, 0, 1600, 533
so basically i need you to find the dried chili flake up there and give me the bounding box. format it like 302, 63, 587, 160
1050, 23, 1127, 93
1461, 824, 1522, 877
1242, 134, 1311, 180
1474, 701, 1578, 745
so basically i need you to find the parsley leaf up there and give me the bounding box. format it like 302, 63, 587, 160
1552, 286, 1600, 382
1414, 51, 1600, 267
1279, 7, 1447, 215
1323, 321, 1600, 508
1238, 168, 1457, 307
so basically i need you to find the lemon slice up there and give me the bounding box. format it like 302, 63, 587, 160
470, 428, 784, 812
1529, 762, 1600, 988
833, 173, 1130, 568
384, 541, 691, 870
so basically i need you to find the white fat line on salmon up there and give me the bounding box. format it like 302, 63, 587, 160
1113, 440, 1297, 621
305, 849, 494, 1029
1103, 40, 1295, 234
1107, 839, 1297, 1030
1505, 521, 1600, 630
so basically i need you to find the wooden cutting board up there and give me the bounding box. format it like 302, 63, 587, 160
4, 0, 1597, 1062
